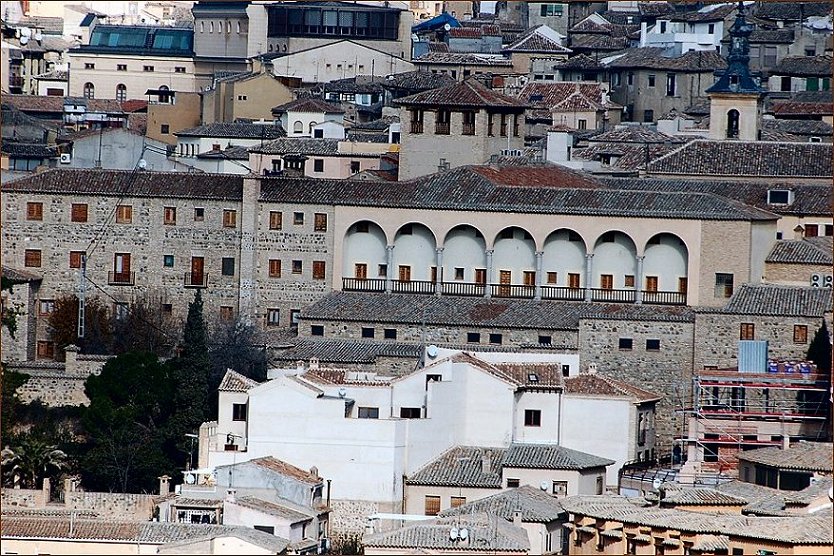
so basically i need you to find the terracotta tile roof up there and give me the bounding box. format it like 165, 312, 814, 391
504, 25, 571, 53
175, 122, 286, 139
747, 28, 795, 44
231, 496, 316, 523
381, 70, 456, 92
272, 339, 422, 364
412, 52, 514, 66
574, 142, 684, 172
518, 82, 608, 118
406, 446, 506, 487
250, 138, 340, 156
737, 442, 833, 473
250, 456, 322, 484
119, 99, 148, 113
323, 75, 385, 94
670, 4, 736, 22
766, 237, 833, 265
503, 444, 614, 470
592, 126, 678, 143
426, 41, 450, 53
564, 374, 660, 403
217, 369, 259, 392
302, 368, 392, 387
2, 94, 124, 114
569, 34, 632, 52
0, 141, 57, 158
691, 534, 730, 551
638, 2, 674, 17
604, 47, 726, 71
170, 497, 224, 508
771, 55, 833, 77
659, 487, 748, 507
552, 54, 605, 70
196, 145, 250, 160
300, 292, 695, 331
449, 27, 482, 38
439, 485, 565, 523
363, 512, 530, 552
755, 2, 832, 21
770, 100, 834, 117
492, 362, 564, 389
647, 140, 833, 178
720, 284, 833, 317
395, 77, 524, 109
761, 118, 832, 137
782, 477, 834, 505
271, 97, 344, 114
15, 16, 65, 34
1, 267, 42, 283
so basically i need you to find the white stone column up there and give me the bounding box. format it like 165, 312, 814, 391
534, 251, 544, 300
635, 255, 645, 304
435, 247, 444, 295
584, 253, 594, 302
385, 245, 395, 293
485, 249, 494, 298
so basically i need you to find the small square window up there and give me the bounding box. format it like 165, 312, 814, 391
350, 161, 360, 174
313, 261, 326, 280
269, 259, 282, 278
361, 327, 375, 338
220, 306, 234, 321
538, 335, 552, 345
313, 159, 324, 172
36, 340, 55, 359
27, 202, 43, 221
293, 212, 304, 225
624, 275, 635, 288
507, 478, 520, 488
232, 403, 247, 421
454, 267, 465, 280
116, 204, 132, 224
161, 303, 172, 314
160, 124, 170, 134
69, 251, 84, 268
546, 272, 557, 284
715, 272, 734, 298
163, 255, 174, 267
740, 323, 755, 340
489, 333, 503, 345
467, 332, 481, 343
646, 339, 661, 351
524, 409, 541, 427
223, 209, 237, 228
793, 325, 808, 344
378, 264, 388, 277
314, 213, 327, 232
71, 203, 88, 222
194, 208, 205, 221
619, 338, 633, 350
292, 260, 302, 274
143, 65, 154, 72
222, 257, 235, 276
117, 64, 127, 71
267, 308, 280, 325
311, 325, 324, 336
24, 249, 41, 268
38, 299, 55, 315
269, 211, 282, 230
175, 66, 186, 73
384, 328, 397, 340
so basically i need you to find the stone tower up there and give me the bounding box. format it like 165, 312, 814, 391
706, 1, 765, 141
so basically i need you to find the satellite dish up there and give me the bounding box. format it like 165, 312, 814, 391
426, 345, 439, 359
411, 33, 419, 41
540, 480, 549, 491
19, 35, 29, 45
184, 473, 196, 485
449, 526, 459, 541
138, 159, 147, 170
652, 478, 663, 491
338, 387, 347, 398
459, 527, 469, 540
34, 31, 43, 42
20, 27, 31, 37
443, 23, 451, 31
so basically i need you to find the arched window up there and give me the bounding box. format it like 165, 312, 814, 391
158, 85, 170, 104
309, 121, 318, 133
268, 43, 273, 52
226, 21, 231, 33
726, 109, 740, 139
293, 121, 303, 134
200, 21, 204, 33
83, 82, 95, 99
209, 21, 214, 33
115, 83, 127, 102
236, 21, 241, 33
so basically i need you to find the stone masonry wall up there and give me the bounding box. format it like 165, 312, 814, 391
1, 488, 47, 508
64, 491, 158, 520
765, 262, 830, 286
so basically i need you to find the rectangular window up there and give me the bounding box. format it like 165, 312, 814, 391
311, 324, 324, 336
194, 207, 205, 221
646, 339, 661, 351
600, 274, 614, 290
805, 224, 819, 237
69, 250, 84, 268
568, 273, 580, 288
507, 478, 520, 488
24, 249, 41, 267
645, 276, 658, 292
164, 254, 174, 267
293, 212, 304, 225
562, 364, 570, 377
314, 213, 328, 232
513, 114, 520, 137
678, 277, 688, 294
546, 272, 557, 284
220, 306, 234, 321
143, 65, 154, 72
643, 109, 654, 122
400, 407, 421, 419
160, 124, 170, 134
175, 66, 186, 73
424, 495, 441, 516
624, 275, 635, 288
500, 113, 508, 137
577, 118, 587, 130
221, 257, 235, 276
292, 260, 302, 274
269, 259, 281, 278
223, 209, 237, 228
398, 265, 411, 282
740, 323, 755, 340
384, 328, 397, 340
647, 74, 656, 87
84, 62, 95, 69
313, 159, 324, 172
362, 327, 375, 338
523, 271, 536, 286
269, 211, 282, 230
350, 161, 361, 174
71, 203, 88, 222
266, 308, 280, 326
489, 333, 503, 345
454, 267, 465, 280
524, 409, 542, 427
37, 340, 55, 359
164, 206, 176, 225
38, 299, 55, 315
26, 202, 43, 220
539, 335, 552, 345
467, 332, 481, 343
116, 204, 132, 223
161, 302, 172, 315
665, 73, 676, 96
474, 268, 486, 284
793, 324, 808, 344
487, 112, 495, 136
354, 263, 368, 279
619, 338, 633, 350
377, 264, 387, 278
462, 111, 475, 135
232, 403, 247, 421
715, 273, 734, 298
627, 72, 634, 86
358, 407, 379, 419
552, 480, 568, 496
117, 64, 127, 71
313, 261, 326, 280
451, 496, 466, 508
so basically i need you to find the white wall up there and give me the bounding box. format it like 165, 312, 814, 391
392, 224, 437, 281
513, 391, 562, 444
591, 232, 637, 289
642, 233, 688, 292
560, 396, 631, 485
542, 230, 587, 287
342, 221, 387, 277
492, 228, 536, 284
440, 225, 487, 282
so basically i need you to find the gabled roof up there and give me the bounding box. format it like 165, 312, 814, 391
553, 54, 605, 70
756, 2, 832, 21
670, 3, 736, 22
504, 25, 571, 54
771, 55, 833, 77
218, 369, 259, 392
230, 496, 317, 523
564, 374, 660, 403
395, 77, 526, 108
503, 444, 614, 470
518, 82, 609, 118
323, 75, 385, 94
720, 284, 833, 317
381, 70, 456, 92
761, 118, 832, 137
175, 122, 286, 139
271, 97, 345, 115
569, 34, 632, 52
406, 446, 505, 488
412, 51, 514, 67
439, 485, 565, 523
766, 237, 833, 266
660, 488, 748, 507
737, 442, 833, 473
590, 126, 678, 144
250, 137, 341, 156
217, 456, 322, 485
603, 47, 726, 71
2, 94, 124, 114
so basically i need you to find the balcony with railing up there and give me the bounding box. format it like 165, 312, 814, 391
540, 286, 585, 301
434, 121, 450, 135
184, 272, 209, 288
108, 271, 135, 285
410, 121, 423, 134
590, 288, 637, 303
462, 122, 475, 135
441, 281, 486, 297
343, 277, 386, 292
392, 280, 436, 294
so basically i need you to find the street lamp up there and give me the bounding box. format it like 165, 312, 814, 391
185, 433, 198, 471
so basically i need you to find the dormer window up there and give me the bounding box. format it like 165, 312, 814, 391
767, 189, 793, 206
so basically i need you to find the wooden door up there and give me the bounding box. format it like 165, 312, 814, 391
600, 274, 613, 290
355, 263, 367, 280
678, 277, 688, 294
645, 276, 658, 292
399, 265, 411, 282
499, 270, 511, 296
114, 253, 131, 282
191, 256, 204, 285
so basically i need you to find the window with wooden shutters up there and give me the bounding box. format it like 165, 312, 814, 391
25, 249, 41, 267
220, 306, 234, 321
71, 203, 88, 222
568, 273, 580, 288
678, 277, 688, 294
267, 308, 280, 326
451, 496, 466, 508
37, 340, 55, 359
793, 325, 808, 344
269, 211, 282, 230
424, 496, 441, 516
223, 210, 237, 228
69, 251, 84, 268
27, 202, 43, 221
116, 204, 132, 223
313, 261, 326, 280
355, 263, 367, 279
164, 206, 177, 225
523, 271, 536, 286
474, 268, 486, 284
38, 299, 55, 315
546, 272, 557, 284
269, 259, 281, 278
524, 409, 542, 426
314, 213, 327, 232
600, 274, 614, 289
645, 276, 658, 292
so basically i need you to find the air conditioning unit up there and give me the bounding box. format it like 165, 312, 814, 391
810, 274, 833, 288
59, 153, 72, 164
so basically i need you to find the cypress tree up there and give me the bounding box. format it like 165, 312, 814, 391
807, 321, 831, 374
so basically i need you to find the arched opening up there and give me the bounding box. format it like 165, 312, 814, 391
115, 83, 127, 102
293, 121, 303, 134
392, 223, 437, 289
83, 82, 95, 99
492, 226, 536, 296
592, 231, 637, 300
643, 233, 689, 303
542, 229, 587, 298
158, 85, 170, 104
308, 121, 318, 134
442, 225, 487, 294
342, 221, 387, 290
726, 109, 739, 139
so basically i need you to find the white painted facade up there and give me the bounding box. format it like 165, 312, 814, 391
639, 19, 724, 55
279, 110, 344, 138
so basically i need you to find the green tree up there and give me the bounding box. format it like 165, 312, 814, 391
111, 290, 177, 357
81, 352, 176, 493
1, 276, 25, 339
168, 290, 211, 458
1, 436, 67, 488
207, 318, 268, 416
1, 367, 30, 443
807, 321, 831, 374
47, 295, 112, 359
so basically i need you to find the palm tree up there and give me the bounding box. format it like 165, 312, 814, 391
1, 437, 67, 488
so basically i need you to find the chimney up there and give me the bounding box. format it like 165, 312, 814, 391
309, 466, 319, 479
512, 509, 522, 526
42, 477, 51, 502
782, 436, 791, 450
64, 344, 79, 371
296, 360, 305, 373
793, 225, 805, 240
481, 453, 492, 474
309, 357, 320, 371
587, 363, 598, 375
225, 488, 237, 503
212, 143, 221, 152
158, 475, 171, 496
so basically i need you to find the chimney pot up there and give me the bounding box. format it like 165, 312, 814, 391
481, 453, 492, 474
